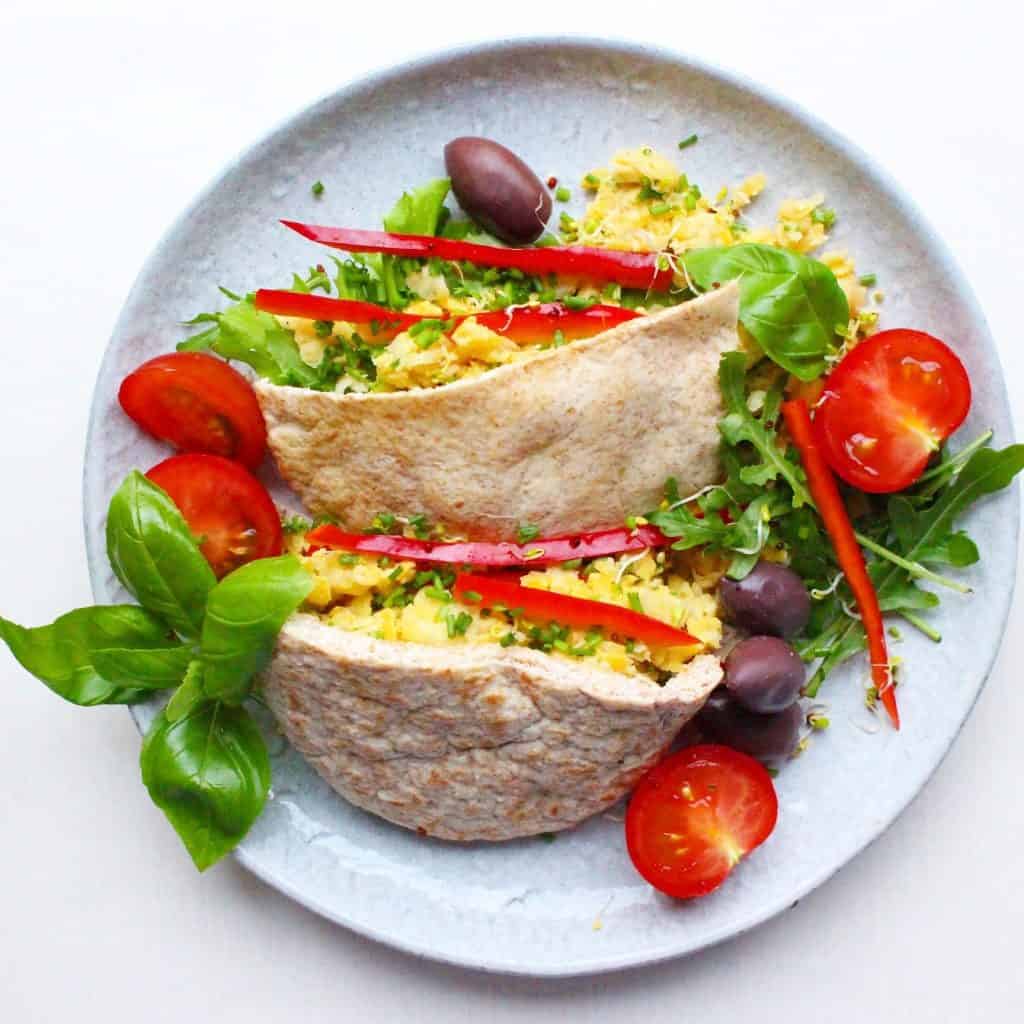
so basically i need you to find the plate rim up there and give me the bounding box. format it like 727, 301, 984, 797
81, 33, 1020, 977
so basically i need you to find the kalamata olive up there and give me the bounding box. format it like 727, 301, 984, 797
696, 687, 803, 763
724, 635, 806, 714
443, 137, 551, 245
719, 561, 811, 638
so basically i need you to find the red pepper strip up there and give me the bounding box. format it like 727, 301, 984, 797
304, 523, 670, 567
253, 290, 421, 340
453, 573, 699, 648
781, 399, 899, 729
281, 222, 674, 292
254, 290, 641, 346
469, 302, 639, 343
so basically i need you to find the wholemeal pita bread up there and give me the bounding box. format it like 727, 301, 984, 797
256, 282, 739, 541
261, 614, 722, 841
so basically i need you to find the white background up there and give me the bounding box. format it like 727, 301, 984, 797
1, 3, 1021, 1021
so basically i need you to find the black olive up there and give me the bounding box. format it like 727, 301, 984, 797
719, 561, 811, 638
444, 137, 551, 245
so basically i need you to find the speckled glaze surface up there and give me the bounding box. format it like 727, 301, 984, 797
82, 38, 1017, 976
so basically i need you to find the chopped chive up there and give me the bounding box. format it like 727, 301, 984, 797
627, 592, 644, 614
677, 134, 698, 149
858, 273, 877, 287
444, 609, 474, 638
649, 201, 673, 217
499, 632, 517, 647
313, 319, 333, 338
516, 523, 541, 543
555, 186, 571, 202
461, 589, 482, 603
812, 206, 836, 228
311, 180, 325, 196
552, 328, 566, 347
583, 173, 600, 189
338, 553, 359, 567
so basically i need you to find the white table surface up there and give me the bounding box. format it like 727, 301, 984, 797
2, 3, 1021, 1021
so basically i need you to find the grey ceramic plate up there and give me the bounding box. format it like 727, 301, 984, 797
83, 38, 1017, 976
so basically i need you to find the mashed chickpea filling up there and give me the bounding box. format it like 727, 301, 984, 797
286, 533, 724, 681
276, 146, 877, 396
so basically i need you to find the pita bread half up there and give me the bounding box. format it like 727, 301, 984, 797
261, 613, 722, 841
255, 282, 739, 541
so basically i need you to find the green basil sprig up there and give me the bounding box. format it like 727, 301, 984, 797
683, 244, 850, 380
0, 606, 190, 706
106, 471, 216, 641
198, 555, 315, 703
140, 703, 271, 871
2, 470, 312, 870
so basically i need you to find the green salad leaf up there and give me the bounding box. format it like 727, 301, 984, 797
140, 703, 270, 871
799, 443, 1024, 693
684, 244, 849, 380
198, 555, 313, 703
380, 178, 451, 308
106, 472, 216, 641
383, 177, 451, 236
0, 606, 188, 706
179, 300, 321, 388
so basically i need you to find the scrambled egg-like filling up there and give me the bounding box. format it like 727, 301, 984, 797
288, 533, 723, 680
282, 145, 875, 393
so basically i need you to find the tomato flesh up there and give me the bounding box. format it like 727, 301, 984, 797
626, 744, 778, 899
813, 330, 971, 493
119, 352, 267, 469
146, 454, 282, 578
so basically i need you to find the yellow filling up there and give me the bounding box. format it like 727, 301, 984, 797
282, 146, 876, 392
288, 534, 724, 680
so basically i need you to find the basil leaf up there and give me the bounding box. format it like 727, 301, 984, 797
0, 605, 185, 706
91, 645, 194, 690
164, 660, 208, 723
140, 703, 270, 871
179, 301, 320, 388
684, 244, 849, 380
106, 472, 216, 641
199, 555, 312, 703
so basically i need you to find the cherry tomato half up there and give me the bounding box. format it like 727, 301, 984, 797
625, 744, 778, 899
813, 330, 971, 493
146, 454, 282, 578
119, 353, 267, 469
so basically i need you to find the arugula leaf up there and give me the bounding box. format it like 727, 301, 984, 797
717, 352, 809, 501
0, 605, 187, 706
198, 555, 312, 703
888, 496, 979, 567
179, 300, 321, 388
140, 703, 270, 871
106, 472, 216, 641
802, 443, 1024, 693
684, 244, 849, 380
